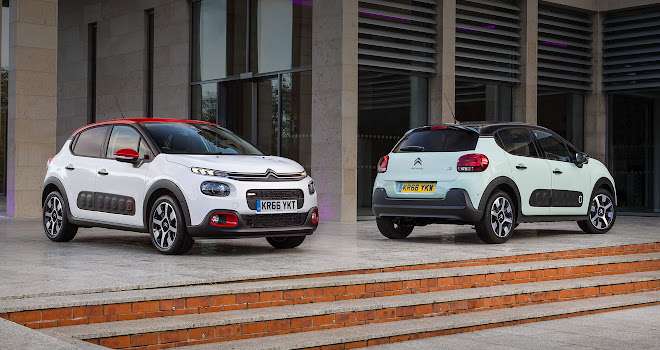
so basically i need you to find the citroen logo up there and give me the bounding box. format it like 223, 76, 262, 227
265, 169, 276, 178
414, 158, 422, 166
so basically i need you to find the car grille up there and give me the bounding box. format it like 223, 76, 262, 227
243, 213, 307, 228
246, 189, 304, 210
227, 170, 305, 182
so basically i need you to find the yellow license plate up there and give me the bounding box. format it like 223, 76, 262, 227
397, 182, 436, 193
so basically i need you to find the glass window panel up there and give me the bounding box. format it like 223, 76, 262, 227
106, 125, 141, 158
219, 80, 253, 142
257, 77, 279, 155
533, 129, 571, 162
73, 126, 110, 157
192, 0, 247, 81
192, 83, 217, 123
280, 71, 312, 170
251, 0, 312, 73
538, 92, 585, 150
455, 81, 513, 122
357, 71, 428, 216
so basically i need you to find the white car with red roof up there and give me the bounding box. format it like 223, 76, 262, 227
42, 118, 319, 254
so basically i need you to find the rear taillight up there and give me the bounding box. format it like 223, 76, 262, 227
46, 156, 54, 168
377, 156, 389, 173
457, 154, 489, 172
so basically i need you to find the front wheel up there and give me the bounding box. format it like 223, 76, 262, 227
266, 236, 306, 249
475, 191, 516, 244
376, 217, 414, 239
149, 195, 194, 255
43, 191, 78, 242
578, 189, 616, 234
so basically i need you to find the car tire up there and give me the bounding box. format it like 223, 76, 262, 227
475, 191, 516, 244
266, 236, 306, 249
149, 195, 194, 255
376, 217, 414, 239
577, 189, 616, 234
43, 191, 78, 242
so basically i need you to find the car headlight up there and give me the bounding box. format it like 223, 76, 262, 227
308, 180, 315, 195
191, 167, 228, 177
200, 181, 231, 197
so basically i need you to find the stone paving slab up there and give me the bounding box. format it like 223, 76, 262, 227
54, 271, 660, 339
368, 304, 660, 350
1, 252, 657, 313
175, 291, 660, 350
1, 217, 659, 299
0, 318, 102, 350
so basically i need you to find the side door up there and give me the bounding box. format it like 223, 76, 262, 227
531, 129, 590, 216
496, 128, 552, 216
93, 124, 152, 227
63, 125, 111, 220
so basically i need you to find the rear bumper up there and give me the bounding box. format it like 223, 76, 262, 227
372, 188, 482, 222
187, 207, 318, 238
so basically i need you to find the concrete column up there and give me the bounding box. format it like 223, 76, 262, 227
8, 0, 58, 217
430, 0, 455, 125
311, 0, 358, 222
514, 0, 538, 124
585, 12, 606, 163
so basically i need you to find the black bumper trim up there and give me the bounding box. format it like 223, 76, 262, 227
372, 188, 482, 222
187, 207, 318, 238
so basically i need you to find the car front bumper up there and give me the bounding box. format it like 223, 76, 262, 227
187, 207, 319, 238
372, 188, 482, 223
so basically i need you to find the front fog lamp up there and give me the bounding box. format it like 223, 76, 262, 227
201, 181, 231, 197
308, 180, 315, 195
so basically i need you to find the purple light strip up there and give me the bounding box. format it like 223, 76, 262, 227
291, 0, 313, 6
483, 25, 495, 29
359, 11, 412, 22
540, 41, 568, 48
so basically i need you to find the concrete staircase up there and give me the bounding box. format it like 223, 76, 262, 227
1, 243, 659, 350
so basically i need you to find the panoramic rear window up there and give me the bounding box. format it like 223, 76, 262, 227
393, 128, 479, 153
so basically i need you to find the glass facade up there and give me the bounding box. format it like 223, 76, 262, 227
455, 81, 513, 122
609, 93, 660, 213
357, 70, 429, 216
538, 92, 585, 150
190, 0, 312, 168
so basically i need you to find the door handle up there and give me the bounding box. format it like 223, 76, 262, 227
515, 164, 527, 170
97, 169, 109, 176
65, 164, 75, 170
553, 169, 563, 174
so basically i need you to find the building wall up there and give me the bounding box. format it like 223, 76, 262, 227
56, 0, 188, 149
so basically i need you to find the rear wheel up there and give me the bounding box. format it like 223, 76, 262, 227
475, 191, 515, 244
376, 217, 414, 239
149, 195, 194, 255
43, 191, 78, 242
266, 236, 306, 249
578, 189, 616, 234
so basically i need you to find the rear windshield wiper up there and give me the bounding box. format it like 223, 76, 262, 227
399, 145, 425, 152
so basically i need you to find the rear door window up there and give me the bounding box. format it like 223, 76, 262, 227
393, 128, 479, 153
496, 128, 539, 157
72, 126, 111, 157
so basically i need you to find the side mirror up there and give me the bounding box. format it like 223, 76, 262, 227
113, 149, 139, 163
575, 152, 588, 168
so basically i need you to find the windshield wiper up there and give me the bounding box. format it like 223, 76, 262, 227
399, 145, 425, 152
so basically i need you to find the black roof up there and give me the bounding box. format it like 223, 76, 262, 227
417, 121, 556, 137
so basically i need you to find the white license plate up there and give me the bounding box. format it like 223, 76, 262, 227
256, 199, 298, 213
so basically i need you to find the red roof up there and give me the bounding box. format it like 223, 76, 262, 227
72, 118, 217, 135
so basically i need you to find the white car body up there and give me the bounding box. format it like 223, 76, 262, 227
42, 118, 318, 254
372, 123, 617, 243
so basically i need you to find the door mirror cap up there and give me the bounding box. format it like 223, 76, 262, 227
113, 149, 139, 162
575, 152, 588, 168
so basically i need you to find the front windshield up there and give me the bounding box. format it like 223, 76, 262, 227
141, 122, 263, 155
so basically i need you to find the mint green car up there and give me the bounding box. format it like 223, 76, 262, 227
372, 123, 616, 244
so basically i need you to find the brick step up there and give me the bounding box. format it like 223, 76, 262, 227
49, 271, 660, 349
2, 253, 659, 329
4, 242, 657, 302
172, 291, 660, 350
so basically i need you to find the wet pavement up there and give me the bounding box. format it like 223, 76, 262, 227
0, 216, 658, 299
